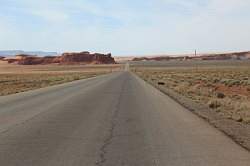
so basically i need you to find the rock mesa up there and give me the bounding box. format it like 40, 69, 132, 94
3, 52, 115, 65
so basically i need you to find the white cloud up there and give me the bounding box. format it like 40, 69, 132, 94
0, 0, 250, 55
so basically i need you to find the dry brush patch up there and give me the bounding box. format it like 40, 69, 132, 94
134, 66, 250, 124
0, 64, 122, 96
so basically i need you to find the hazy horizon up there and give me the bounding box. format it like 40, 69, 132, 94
1, 49, 250, 58
1, 0, 250, 56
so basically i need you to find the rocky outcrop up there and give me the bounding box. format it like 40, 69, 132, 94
15, 56, 61, 65
202, 51, 250, 60
6, 52, 115, 65
133, 56, 183, 61
132, 51, 250, 61
132, 57, 150, 61
60, 52, 115, 64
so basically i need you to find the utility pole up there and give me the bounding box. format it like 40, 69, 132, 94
195, 49, 198, 72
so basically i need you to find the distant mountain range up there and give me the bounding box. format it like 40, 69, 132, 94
0, 50, 58, 57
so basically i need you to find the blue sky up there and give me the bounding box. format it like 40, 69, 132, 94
0, 0, 250, 56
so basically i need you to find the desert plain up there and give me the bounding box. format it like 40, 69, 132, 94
131, 60, 250, 150
0, 61, 122, 96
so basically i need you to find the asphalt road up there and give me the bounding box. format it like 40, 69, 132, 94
0, 72, 249, 166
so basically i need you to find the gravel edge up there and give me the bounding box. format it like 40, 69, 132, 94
135, 74, 250, 151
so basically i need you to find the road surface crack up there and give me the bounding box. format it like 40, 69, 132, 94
95, 77, 127, 166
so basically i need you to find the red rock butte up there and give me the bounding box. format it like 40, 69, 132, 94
2, 51, 116, 65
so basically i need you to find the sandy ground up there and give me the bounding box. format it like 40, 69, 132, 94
0, 63, 122, 74
0, 63, 123, 96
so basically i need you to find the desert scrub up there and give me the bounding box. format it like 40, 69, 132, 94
134, 66, 250, 124
0, 72, 104, 96
208, 100, 221, 109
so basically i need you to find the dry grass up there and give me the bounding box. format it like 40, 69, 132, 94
0, 63, 122, 96
134, 64, 250, 124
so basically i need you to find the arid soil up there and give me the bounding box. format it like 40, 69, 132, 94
0, 63, 122, 96
133, 61, 250, 150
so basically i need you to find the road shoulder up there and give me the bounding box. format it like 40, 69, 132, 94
133, 72, 250, 151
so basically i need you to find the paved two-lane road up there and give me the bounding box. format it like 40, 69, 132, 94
0, 72, 249, 166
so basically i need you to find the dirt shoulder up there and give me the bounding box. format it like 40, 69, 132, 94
133, 67, 250, 151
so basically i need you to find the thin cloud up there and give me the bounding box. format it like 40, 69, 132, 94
0, 0, 250, 55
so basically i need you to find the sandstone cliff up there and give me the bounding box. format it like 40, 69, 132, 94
4, 52, 115, 65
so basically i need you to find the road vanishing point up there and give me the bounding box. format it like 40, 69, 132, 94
0, 72, 249, 166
